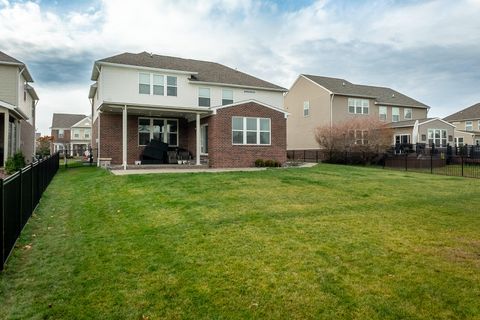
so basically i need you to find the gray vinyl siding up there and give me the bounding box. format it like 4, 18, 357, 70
0, 65, 18, 105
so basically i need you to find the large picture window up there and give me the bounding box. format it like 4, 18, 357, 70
138, 118, 178, 146
232, 117, 271, 145
428, 129, 447, 147
348, 98, 369, 115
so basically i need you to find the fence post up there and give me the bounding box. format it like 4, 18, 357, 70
303, 150, 306, 162
18, 169, 23, 230
430, 147, 433, 174
0, 179, 4, 271
316, 150, 318, 163
405, 152, 408, 171
461, 154, 464, 177
293, 150, 295, 161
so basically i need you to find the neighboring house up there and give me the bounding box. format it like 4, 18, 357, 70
88, 52, 288, 168
51, 113, 92, 155
285, 74, 443, 149
0, 51, 39, 165
387, 118, 455, 149
444, 103, 480, 146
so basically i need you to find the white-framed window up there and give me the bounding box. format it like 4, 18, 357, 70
303, 101, 310, 117
58, 129, 64, 138
349, 130, 368, 145
428, 129, 447, 147
222, 89, 233, 105
455, 137, 464, 147
138, 118, 178, 146
348, 98, 369, 114
476, 139, 480, 145
404, 108, 412, 120
139, 73, 151, 94
73, 129, 80, 138
153, 74, 164, 95
199, 88, 210, 107
392, 107, 400, 122
85, 129, 91, 139
167, 76, 177, 96
478, 120, 480, 130
232, 117, 271, 145
466, 121, 473, 131
139, 73, 177, 96
395, 134, 411, 145
379, 106, 387, 121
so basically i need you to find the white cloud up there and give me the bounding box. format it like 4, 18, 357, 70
1, 0, 479, 134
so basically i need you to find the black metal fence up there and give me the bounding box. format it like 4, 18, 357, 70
287, 144, 480, 179
1, 153, 60, 271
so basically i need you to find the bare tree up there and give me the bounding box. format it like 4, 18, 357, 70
315, 117, 393, 159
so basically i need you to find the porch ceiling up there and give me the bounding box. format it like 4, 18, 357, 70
99, 102, 212, 120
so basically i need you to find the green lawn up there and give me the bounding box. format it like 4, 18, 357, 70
1, 165, 479, 319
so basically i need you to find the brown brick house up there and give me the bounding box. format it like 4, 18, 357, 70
89, 52, 288, 168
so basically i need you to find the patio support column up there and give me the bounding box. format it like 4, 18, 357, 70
196, 113, 201, 165
122, 105, 128, 170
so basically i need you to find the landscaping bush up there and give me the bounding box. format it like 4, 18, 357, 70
264, 159, 274, 167
5, 152, 26, 174
255, 159, 265, 167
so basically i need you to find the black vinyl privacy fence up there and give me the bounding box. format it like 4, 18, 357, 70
287, 144, 480, 179
1, 153, 59, 271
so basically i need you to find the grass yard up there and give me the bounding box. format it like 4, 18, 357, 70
0, 165, 479, 319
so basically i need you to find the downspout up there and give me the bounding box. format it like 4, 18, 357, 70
330, 93, 334, 128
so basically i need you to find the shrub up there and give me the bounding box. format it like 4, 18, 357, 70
274, 160, 282, 167
5, 152, 26, 174
264, 159, 274, 167
255, 159, 264, 167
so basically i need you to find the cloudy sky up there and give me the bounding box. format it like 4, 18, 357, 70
1, 0, 479, 135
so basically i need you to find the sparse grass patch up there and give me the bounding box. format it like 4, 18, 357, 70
0, 164, 479, 319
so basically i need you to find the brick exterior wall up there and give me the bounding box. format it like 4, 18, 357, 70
95, 102, 286, 167
208, 102, 287, 168
97, 112, 189, 165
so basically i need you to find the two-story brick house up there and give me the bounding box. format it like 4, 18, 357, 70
0, 51, 39, 165
89, 52, 288, 168
51, 113, 92, 155
444, 103, 480, 147
285, 74, 454, 150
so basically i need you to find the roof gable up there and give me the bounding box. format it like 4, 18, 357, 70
302, 74, 429, 108
93, 52, 287, 91
72, 116, 92, 128
51, 113, 88, 129
444, 103, 480, 122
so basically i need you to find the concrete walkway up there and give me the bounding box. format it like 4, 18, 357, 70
110, 162, 316, 175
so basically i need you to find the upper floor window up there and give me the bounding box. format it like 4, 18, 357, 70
58, 129, 64, 138
478, 120, 480, 130
199, 88, 210, 107
392, 107, 400, 122
466, 121, 473, 131
73, 129, 80, 138
232, 117, 270, 145
153, 74, 164, 95
139, 73, 150, 94
85, 129, 91, 139
348, 98, 369, 115
404, 108, 412, 120
379, 106, 387, 121
303, 101, 310, 117
139, 73, 177, 97
222, 89, 233, 105
167, 76, 177, 96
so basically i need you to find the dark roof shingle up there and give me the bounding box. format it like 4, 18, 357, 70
51, 113, 87, 129
444, 103, 480, 122
303, 74, 429, 108
94, 52, 286, 91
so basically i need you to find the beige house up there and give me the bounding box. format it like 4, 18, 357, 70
0, 51, 39, 165
387, 118, 455, 149
285, 74, 431, 150
444, 103, 480, 146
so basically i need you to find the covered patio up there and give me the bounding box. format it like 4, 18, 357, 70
96, 102, 212, 170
